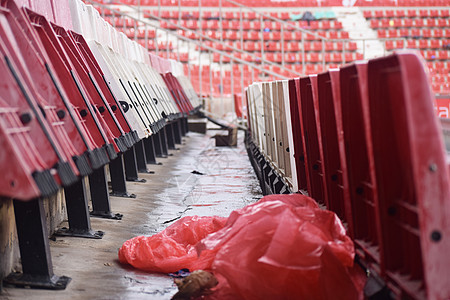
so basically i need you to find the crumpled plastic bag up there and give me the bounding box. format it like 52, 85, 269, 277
118, 215, 227, 273
119, 194, 365, 299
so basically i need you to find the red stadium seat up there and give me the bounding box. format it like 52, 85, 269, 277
396, 10, 405, 18
283, 31, 292, 41
315, 70, 347, 219
370, 19, 379, 28
425, 50, 437, 60
312, 41, 322, 51
328, 31, 338, 39
339, 31, 349, 39
269, 12, 279, 19
332, 52, 342, 63
437, 51, 448, 60
380, 18, 390, 28
445, 29, 450, 38
363, 10, 372, 18
407, 40, 418, 48
385, 40, 394, 50
375, 10, 384, 18
407, 9, 417, 18
388, 29, 398, 38
403, 18, 413, 27
399, 28, 409, 37
333, 21, 343, 29
422, 29, 432, 38
252, 21, 261, 30
430, 9, 439, 17
309, 52, 321, 63
289, 42, 300, 51
344, 52, 354, 62
395, 40, 405, 49
309, 21, 319, 30
321, 20, 331, 30
284, 52, 297, 63
411, 28, 421, 37
339, 62, 379, 252
426, 18, 437, 27
419, 39, 429, 49
378, 29, 387, 38
346, 41, 357, 51
434, 28, 443, 38
413, 19, 425, 27
298, 76, 325, 203
393, 18, 402, 27
438, 19, 448, 27
280, 12, 289, 20
419, 9, 429, 17
224, 12, 234, 19
325, 42, 334, 51
246, 11, 256, 19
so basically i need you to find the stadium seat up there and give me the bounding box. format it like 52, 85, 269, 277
385, 40, 394, 50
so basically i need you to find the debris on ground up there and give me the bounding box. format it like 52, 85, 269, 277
171, 270, 218, 300
118, 215, 227, 273
191, 170, 205, 175
169, 268, 191, 278
119, 194, 366, 299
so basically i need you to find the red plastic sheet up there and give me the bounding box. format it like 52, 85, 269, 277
119, 194, 364, 299
119, 216, 227, 273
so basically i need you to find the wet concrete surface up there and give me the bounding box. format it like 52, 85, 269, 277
0, 130, 262, 300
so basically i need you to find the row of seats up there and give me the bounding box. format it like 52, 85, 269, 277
159, 19, 344, 31
377, 28, 450, 38
177, 29, 350, 42
427, 60, 450, 74
111, 0, 449, 6
101, 4, 447, 96
364, 8, 450, 18
0, 0, 199, 290
211, 51, 365, 63
370, 17, 449, 28
196, 40, 358, 53
142, 10, 337, 21
364, 8, 449, 95
245, 51, 450, 300
386, 38, 450, 49
0, 0, 200, 200
187, 60, 355, 98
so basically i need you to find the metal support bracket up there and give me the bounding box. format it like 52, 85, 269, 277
144, 135, 161, 165
54, 179, 104, 239
109, 154, 136, 198
167, 123, 179, 150
173, 120, 182, 144
123, 147, 146, 182
88, 166, 123, 220
160, 127, 171, 156
135, 139, 154, 174
3, 198, 71, 290
154, 131, 167, 158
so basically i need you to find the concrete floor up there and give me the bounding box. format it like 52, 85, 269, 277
1, 130, 262, 300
